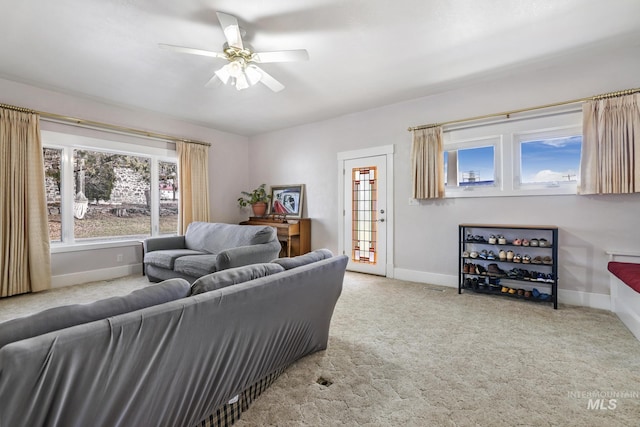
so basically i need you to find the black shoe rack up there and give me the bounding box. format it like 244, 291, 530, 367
459, 224, 559, 309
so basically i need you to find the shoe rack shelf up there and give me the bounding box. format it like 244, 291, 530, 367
458, 224, 559, 309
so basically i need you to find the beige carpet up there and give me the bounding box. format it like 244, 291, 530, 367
2, 273, 639, 426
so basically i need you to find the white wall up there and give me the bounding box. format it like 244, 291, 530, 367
247, 44, 640, 307
0, 77, 250, 284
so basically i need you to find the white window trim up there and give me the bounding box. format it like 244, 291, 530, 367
444, 135, 503, 198
42, 130, 177, 249
442, 109, 582, 198
513, 125, 581, 194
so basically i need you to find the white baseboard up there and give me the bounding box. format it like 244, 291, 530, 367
392, 267, 611, 310
393, 268, 458, 289
51, 264, 143, 288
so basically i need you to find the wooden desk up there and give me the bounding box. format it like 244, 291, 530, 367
240, 217, 311, 257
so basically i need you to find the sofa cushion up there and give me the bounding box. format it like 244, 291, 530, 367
271, 249, 334, 270
144, 249, 205, 269
184, 222, 276, 254
190, 263, 285, 295
0, 278, 191, 350
174, 254, 219, 278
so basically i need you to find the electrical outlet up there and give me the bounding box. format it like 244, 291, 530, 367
116, 254, 123, 262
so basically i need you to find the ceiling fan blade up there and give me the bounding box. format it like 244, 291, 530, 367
159, 43, 226, 59
216, 12, 244, 49
253, 49, 309, 63
252, 65, 285, 92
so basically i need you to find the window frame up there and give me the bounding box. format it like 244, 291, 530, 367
443, 135, 503, 198
42, 130, 178, 252
442, 108, 582, 198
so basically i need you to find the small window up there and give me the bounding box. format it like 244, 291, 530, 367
159, 161, 178, 234
519, 135, 581, 186
44, 148, 63, 242
444, 137, 500, 195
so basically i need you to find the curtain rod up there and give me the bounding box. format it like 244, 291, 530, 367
407, 87, 640, 132
0, 102, 211, 147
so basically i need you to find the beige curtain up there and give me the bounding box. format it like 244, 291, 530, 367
0, 108, 51, 297
411, 126, 445, 199
177, 141, 211, 234
579, 93, 640, 194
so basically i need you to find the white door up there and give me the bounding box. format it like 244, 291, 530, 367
343, 155, 387, 275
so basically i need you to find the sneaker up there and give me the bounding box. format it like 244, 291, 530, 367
487, 250, 496, 260
513, 254, 522, 263
530, 239, 539, 247
463, 250, 470, 258
498, 235, 507, 245
522, 254, 531, 264
538, 238, 549, 247
470, 251, 479, 259
498, 250, 507, 261
488, 234, 497, 244
479, 249, 488, 259
506, 250, 514, 261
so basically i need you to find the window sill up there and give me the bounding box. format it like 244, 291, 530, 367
50, 239, 143, 254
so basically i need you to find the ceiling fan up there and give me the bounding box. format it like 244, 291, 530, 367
159, 11, 309, 92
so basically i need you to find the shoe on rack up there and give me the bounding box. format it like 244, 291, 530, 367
542, 256, 553, 265
463, 250, 470, 258
522, 254, 531, 264
532, 256, 543, 264
513, 238, 522, 246
479, 249, 488, 259
470, 251, 479, 259
530, 238, 539, 247
498, 235, 507, 245
513, 254, 522, 263
522, 239, 530, 247
508, 288, 517, 295
538, 238, 549, 247
487, 263, 505, 276
488, 234, 497, 244
498, 250, 507, 261
487, 250, 496, 260
501, 286, 510, 293
506, 250, 514, 261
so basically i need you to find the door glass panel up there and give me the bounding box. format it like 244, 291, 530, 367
351, 167, 377, 264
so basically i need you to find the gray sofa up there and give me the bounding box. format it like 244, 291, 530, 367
0, 250, 347, 427
143, 221, 282, 283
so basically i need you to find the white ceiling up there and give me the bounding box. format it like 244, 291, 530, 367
1, 0, 639, 136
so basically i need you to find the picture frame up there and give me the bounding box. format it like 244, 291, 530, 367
269, 184, 305, 218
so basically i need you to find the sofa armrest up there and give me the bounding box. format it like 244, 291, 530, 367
143, 235, 186, 253
216, 240, 282, 270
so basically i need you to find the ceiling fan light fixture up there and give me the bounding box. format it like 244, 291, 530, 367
235, 73, 250, 90
215, 65, 231, 84
245, 65, 262, 86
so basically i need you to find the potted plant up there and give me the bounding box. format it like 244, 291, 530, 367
237, 183, 271, 217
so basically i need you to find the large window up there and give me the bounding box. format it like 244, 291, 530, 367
443, 109, 581, 197
43, 131, 178, 244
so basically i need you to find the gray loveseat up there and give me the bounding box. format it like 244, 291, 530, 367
0, 250, 347, 427
143, 221, 282, 283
